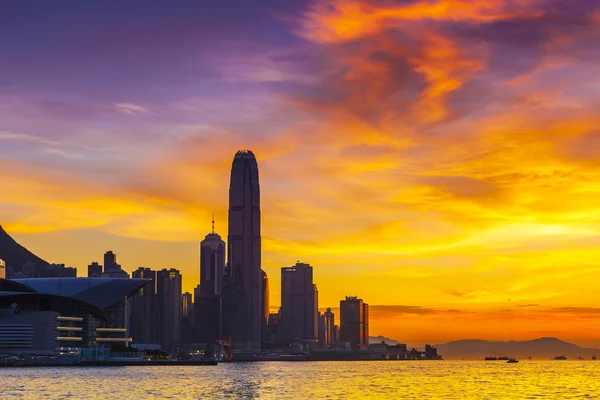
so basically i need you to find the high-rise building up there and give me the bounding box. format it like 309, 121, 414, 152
324, 307, 335, 345
182, 292, 193, 348
261, 270, 270, 344
88, 262, 102, 278
194, 223, 226, 349
0, 258, 5, 279
223, 150, 262, 354
130, 267, 158, 345
182, 292, 193, 317
200, 221, 225, 297
318, 312, 326, 349
340, 296, 369, 350
156, 268, 182, 354
280, 262, 318, 343
102, 251, 128, 278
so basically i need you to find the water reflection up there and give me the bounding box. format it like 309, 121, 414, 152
2, 361, 599, 399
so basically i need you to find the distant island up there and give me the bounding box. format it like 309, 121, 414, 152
370, 336, 600, 360
435, 337, 600, 360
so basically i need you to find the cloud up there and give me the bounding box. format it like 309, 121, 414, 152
0, 130, 60, 146
115, 103, 152, 115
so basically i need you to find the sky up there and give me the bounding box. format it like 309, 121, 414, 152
2, 0, 600, 347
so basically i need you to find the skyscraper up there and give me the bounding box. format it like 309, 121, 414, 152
156, 268, 182, 354
280, 262, 318, 344
340, 296, 369, 350
261, 270, 270, 344
200, 222, 225, 297
194, 221, 226, 349
324, 307, 335, 345
223, 150, 262, 354
130, 267, 158, 345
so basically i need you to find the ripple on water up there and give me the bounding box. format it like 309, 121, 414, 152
1, 361, 600, 399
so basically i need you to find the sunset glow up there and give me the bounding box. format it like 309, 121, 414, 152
2, 0, 600, 346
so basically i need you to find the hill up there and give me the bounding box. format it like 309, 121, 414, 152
0, 224, 50, 270
369, 335, 401, 346
436, 337, 600, 360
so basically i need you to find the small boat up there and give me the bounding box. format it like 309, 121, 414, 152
498, 356, 510, 361
554, 356, 567, 360
593, 356, 597, 360
485, 356, 498, 361
507, 358, 519, 364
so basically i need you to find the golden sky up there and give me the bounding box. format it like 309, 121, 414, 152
2, 0, 600, 346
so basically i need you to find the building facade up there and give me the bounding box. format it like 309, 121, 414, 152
223, 150, 262, 355
156, 268, 182, 354
280, 262, 318, 344
129, 267, 158, 345
340, 296, 369, 350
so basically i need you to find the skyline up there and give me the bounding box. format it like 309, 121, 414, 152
2, 0, 600, 347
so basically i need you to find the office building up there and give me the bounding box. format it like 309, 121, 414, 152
87, 262, 102, 278
199, 222, 225, 297
261, 270, 270, 343
129, 267, 158, 345
193, 224, 225, 349
156, 268, 182, 354
223, 150, 262, 354
324, 307, 335, 345
0, 258, 5, 279
340, 296, 369, 350
280, 262, 318, 344
102, 251, 128, 278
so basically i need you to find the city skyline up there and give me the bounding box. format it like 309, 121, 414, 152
2, 0, 600, 348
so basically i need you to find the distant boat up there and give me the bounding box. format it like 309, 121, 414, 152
593, 356, 597, 360
528, 356, 532, 360
507, 358, 519, 364
498, 356, 510, 361
578, 357, 584, 360
554, 356, 567, 360
485, 356, 498, 361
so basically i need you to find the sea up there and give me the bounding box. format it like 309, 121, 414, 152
2, 361, 599, 399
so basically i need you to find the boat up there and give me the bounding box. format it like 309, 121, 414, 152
507, 358, 519, 364
498, 356, 510, 361
554, 356, 567, 360
484, 356, 497, 361
593, 356, 597, 360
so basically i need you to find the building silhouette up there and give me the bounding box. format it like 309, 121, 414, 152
261, 269, 270, 344
193, 224, 226, 349
280, 262, 318, 345
156, 268, 182, 354
102, 251, 128, 278
130, 267, 159, 345
340, 296, 369, 350
88, 262, 102, 278
223, 150, 262, 354
324, 307, 335, 345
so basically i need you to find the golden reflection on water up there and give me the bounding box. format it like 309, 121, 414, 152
2, 361, 599, 399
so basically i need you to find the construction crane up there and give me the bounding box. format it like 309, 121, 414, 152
215, 339, 232, 361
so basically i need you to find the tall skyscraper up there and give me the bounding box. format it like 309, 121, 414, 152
261, 270, 270, 343
200, 221, 225, 297
280, 262, 318, 344
340, 296, 369, 350
130, 267, 158, 345
223, 150, 262, 354
324, 307, 335, 345
194, 221, 225, 348
156, 268, 182, 353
